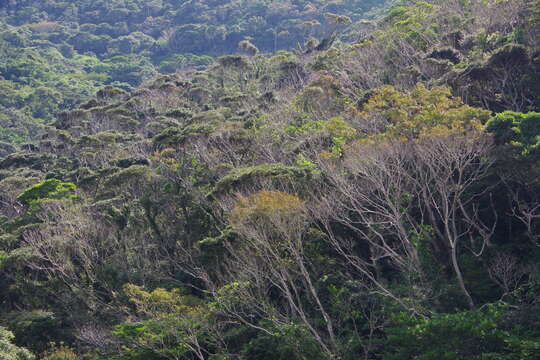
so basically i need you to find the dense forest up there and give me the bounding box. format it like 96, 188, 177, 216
0, 0, 385, 145
1, 0, 540, 359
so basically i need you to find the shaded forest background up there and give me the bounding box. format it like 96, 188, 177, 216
1, 0, 540, 359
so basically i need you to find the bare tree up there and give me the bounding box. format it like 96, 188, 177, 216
506, 181, 540, 246
312, 129, 496, 310
22, 199, 169, 311
414, 132, 496, 308
487, 253, 527, 298
312, 140, 424, 312
211, 190, 339, 358
22, 201, 117, 311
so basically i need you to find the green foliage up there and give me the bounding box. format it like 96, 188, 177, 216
286, 116, 357, 156
380, 1, 438, 50
242, 323, 326, 360
0, 0, 390, 148
153, 123, 217, 147
17, 179, 76, 204
40, 343, 77, 360
113, 285, 214, 360
386, 304, 540, 360
1, 1, 540, 359
212, 163, 314, 195
3, 311, 65, 354
159, 54, 213, 74
0, 326, 35, 360
486, 111, 540, 157
105, 165, 155, 189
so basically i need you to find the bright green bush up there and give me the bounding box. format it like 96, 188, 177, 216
486, 111, 540, 157
385, 304, 540, 360
17, 179, 77, 204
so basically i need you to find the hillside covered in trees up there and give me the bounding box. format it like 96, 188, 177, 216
0, 0, 387, 146
1, 0, 540, 359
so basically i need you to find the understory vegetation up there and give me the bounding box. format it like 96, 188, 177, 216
1, 0, 540, 359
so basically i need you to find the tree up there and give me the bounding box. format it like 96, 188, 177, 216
114, 285, 224, 360
17, 179, 76, 205
214, 190, 338, 358
238, 39, 259, 57
313, 85, 495, 310
411, 128, 495, 309
324, 12, 351, 35
385, 304, 512, 360
214, 54, 251, 90
485, 44, 532, 111
486, 111, 540, 158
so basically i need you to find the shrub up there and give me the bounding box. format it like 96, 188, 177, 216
212, 164, 314, 195
386, 305, 507, 360
0, 326, 35, 360
486, 111, 540, 157
17, 179, 77, 204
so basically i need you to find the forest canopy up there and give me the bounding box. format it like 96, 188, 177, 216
1, 0, 540, 359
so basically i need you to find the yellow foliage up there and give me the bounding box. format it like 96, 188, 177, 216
356, 84, 490, 141
325, 116, 357, 141
231, 190, 305, 225
123, 284, 204, 319
153, 147, 176, 159
153, 147, 178, 166
27, 21, 60, 33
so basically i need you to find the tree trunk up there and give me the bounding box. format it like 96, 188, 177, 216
451, 244, 475, 309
